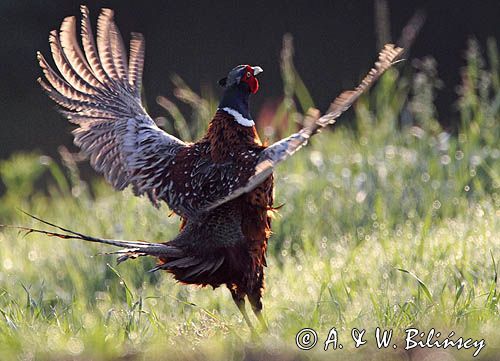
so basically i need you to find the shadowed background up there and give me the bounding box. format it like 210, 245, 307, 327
0, 0, 498, 160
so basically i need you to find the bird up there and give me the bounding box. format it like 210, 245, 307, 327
22, 6, 402, 331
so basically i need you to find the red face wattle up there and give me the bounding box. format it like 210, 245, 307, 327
240, 65, 259, 94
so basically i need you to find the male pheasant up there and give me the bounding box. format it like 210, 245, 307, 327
26, 6, 402, 330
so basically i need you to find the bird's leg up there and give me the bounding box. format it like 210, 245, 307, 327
248, 289, 268, 332
249, 298, 267, 331
228, 287, 254, 332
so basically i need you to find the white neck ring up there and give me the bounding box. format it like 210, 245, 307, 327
219, 107, 255, 127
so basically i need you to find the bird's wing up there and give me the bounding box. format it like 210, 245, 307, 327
202, 44, 404, 213
38, 6, 188, 209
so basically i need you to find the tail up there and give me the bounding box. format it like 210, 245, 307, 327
0, 211, 182, 272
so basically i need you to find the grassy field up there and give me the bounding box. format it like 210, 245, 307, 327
0, 39, 499, 360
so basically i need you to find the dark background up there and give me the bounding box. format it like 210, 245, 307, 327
0, 0, 498, 160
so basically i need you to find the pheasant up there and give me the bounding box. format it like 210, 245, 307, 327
17, 6, 402, 331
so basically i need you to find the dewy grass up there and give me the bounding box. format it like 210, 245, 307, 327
0, 38, 498, 360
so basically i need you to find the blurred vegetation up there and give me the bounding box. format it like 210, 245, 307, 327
0, 37, 498, 360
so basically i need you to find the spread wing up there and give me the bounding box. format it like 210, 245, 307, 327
203, 44, 404, 213
37, 6, 187, 208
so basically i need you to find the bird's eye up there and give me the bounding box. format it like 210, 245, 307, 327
246, 71, 252, 78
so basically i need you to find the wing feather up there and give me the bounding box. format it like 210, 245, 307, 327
109, 21, 129, 83
37, 54, 93, 103
37, 77, 98, 112
59, 16, 103, 90
128, 32, 145, 96
39, 7, 189, 214
96, 8, 119, 82
80, 5, 108, 84
36, 52, 70, 94
49, 30, 95, 95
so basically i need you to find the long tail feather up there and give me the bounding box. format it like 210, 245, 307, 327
0, 211, 182, 265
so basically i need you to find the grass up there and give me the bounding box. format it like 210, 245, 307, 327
0, 38, 499, 360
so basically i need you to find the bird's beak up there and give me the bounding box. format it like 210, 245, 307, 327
252, 66, 263, 76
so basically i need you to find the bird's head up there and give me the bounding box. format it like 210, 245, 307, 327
218, 65, 263, 94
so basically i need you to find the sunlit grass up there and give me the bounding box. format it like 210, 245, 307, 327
0, 38, 498, 360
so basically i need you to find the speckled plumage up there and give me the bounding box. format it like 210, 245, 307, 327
34, 6, 403, 330
155, 109, 273, 299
